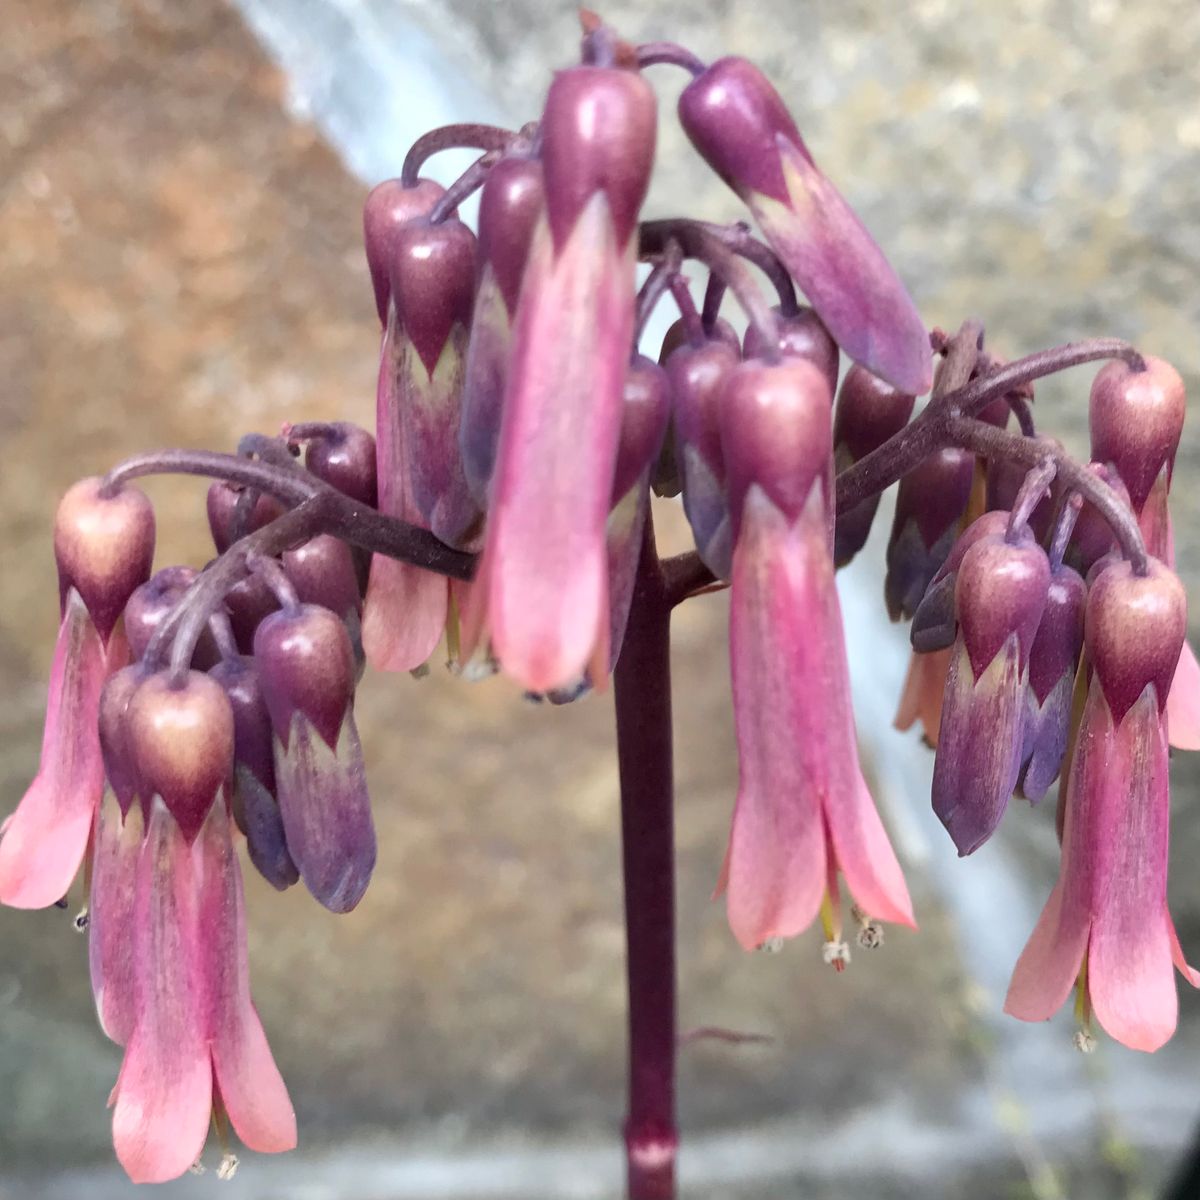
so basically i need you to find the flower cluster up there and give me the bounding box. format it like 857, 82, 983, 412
1, 14, 1196, 1187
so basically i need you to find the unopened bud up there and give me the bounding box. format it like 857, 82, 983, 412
363, 177, 446, 325
743, 305, 839, 395
304, 422, 377, 508
206, 483, 285, 555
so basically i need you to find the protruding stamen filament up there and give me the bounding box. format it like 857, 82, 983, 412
1072, 955, 1096, 1052
821, 940, 851, 972
852, 904, 883, 950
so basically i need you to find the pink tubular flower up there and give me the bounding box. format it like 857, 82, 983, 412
108, 672, 294, 1182
0, 478, 154, 909
1005, 560, 1199, 1051
474, 64, 656, 691
718, 357, 914, 953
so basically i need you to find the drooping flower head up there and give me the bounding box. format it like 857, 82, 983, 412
678, 56, 931, 395
0, 478, 154, 909
718, 356, 914, 954
1006, 560, 1199, 1051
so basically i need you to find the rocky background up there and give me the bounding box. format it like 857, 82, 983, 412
2, 1, 1200, 1197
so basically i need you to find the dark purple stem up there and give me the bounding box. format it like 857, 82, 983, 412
1048, 491, 1083, 570
668, 275, 706, 348
635, 41, 706, 76
945, 416, 1148, 574
700, 273, 725, 335
835, 337, 1146, 514
699, 220, 799, 317
400, 123, 515, 188
428, 151, 501, 224
1006, 457, 1058, 541
102, 449, 320, 506
249, 554, 300, 610
1009, 393, 1036, 437
614, 511, 678, 1200
634, 241, 684, 349
236, 432, 299, 469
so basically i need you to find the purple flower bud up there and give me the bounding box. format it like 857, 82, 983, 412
304, 422, 377, 509
390, 216, 480, 547
659, 315, 740, 361
612, 357, 671, 505
884, 447, 975, 622
206, 482, 285, 555
664, 337, 741, 576
124, 567, 219, 669
831, 365, 916, 567
985, 455, 1057, 541
224, 570, 281, 655
99, 664, 151, 816
254, 605, 374, 912
126, 671, 234, 842
678, 57, 931, 395
1066, 463, 1132, 576
460, 156, 546, 504
721, 358, 834, 531
1019, 564, 1085, 803
1089, 356, 1185, 513
1086, 559, 1187, 720
54, 478, 156, 644
743, 306, 839, 396
210, 657, 298, 892
282, 535, 361, 621
541, 65, 657, 252
932, 535, 1050, 854
362, 177, 445, 326
910, 511, 1013, 653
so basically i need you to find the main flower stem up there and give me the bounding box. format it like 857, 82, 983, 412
614, 511, 678, 1200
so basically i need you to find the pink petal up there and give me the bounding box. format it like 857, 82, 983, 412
1169, 915, 1200, 988
0, 592, 110, 908
483, 199, 630, 691
831, 771, 915, 927
111, 800, 212, 1183
1088, 690, 1178, 1051
1004, 881, 1089, 1022
1166, 639, 1200, 751
198, 804, 296, 1154
893, 647, 951, 746
363, 322, 450, 672
89, 793, 145, 1045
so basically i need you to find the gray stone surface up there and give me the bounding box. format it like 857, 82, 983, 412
2, 0, 1200, 1196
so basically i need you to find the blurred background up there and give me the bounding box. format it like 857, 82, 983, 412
2, 0, 1200, 1196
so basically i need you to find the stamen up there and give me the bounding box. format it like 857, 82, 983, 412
217, 1154, 240, 1181
72, 906, 90, 932
851, 905, 883, 950
821, 940, 851, 972
819, 889, 842, 944
188, 1158, 207, 1176
756, 936, 784, 954
1072, 955, 1096, 1052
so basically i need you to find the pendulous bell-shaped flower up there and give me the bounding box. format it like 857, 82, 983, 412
362, 179, 451, 674
1089, 355, 1200, 749
1005, 559, 1199, 1051
255, 604, 375, 912
475, 62, 656, 691
678, 56, 931, 395
461, 153, 545, 504
931, 527, 1050, 855
831, 364, 916, 567
718, 356, 914, 953
0, 478, 154, 909
742, 304, 839, 396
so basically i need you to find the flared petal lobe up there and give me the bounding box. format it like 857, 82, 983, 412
0, 591, 111, 908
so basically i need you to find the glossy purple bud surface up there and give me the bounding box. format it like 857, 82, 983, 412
1067, 463, 1131, 576
478, 155, 545, 315
1086, 559, 1187, 720
224, 570, 281, 655
363, 176, 445, 325
721, 358, 833, 529
956, 536, 1051, 675
283, 536, 361, 619
541, 65, 657, 250
743, 306, 839, 395
124, 566, 218, 669
612, 357, 671, 503
54, 478, 156, 642
659, 315, 740, 361
254, 605, 356, 750
98, 665, 150, 815
206, 482, 286, 555
127, 671, 234, 842
1089, 356, 1185, 512
209, 656, 276, 794
304, 422, 377, 508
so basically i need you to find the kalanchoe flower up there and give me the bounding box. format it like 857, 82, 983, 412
283, 535, 362, 624
210, 656, 298, 892
124, 566, 219, 668
1066, 463, 1131, 576
1006, 560, 1199, 1051
1019, 563, 1086, 803
206, 482, 285, 555
884, 446, 976, 622
110, 797, 295, 1182
0, 478, 154, 909
742, 304, 839, 395
831, 365, 916, 567
718, 357, 914, 950
461, 154, 545, 503
1088, 355, 1200, 750
224, 569, 282, 656
362, 180, 450, 674
678, 57, 931, 395
932, 530, 1050, 855
391, 214, 481, 547
255, 604, 375, 912
475, 63, 656, 690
